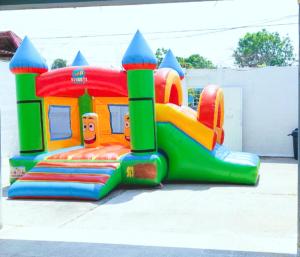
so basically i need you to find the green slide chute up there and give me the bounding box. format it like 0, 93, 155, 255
157, 122, 259, 185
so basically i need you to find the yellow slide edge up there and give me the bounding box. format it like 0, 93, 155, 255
155, 103, 215, 150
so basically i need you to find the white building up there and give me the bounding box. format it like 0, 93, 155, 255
184, 67, 298, 157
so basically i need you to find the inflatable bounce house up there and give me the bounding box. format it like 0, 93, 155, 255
7, 30, 260, 200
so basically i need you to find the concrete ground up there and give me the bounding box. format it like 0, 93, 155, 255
0, 157, 297, 257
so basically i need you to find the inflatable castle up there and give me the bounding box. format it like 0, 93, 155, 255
7, 30, 260, 200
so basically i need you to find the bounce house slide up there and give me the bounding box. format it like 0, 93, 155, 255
8, 30, 260, 201
8, 161, 121, 200
156, 104, 260, 185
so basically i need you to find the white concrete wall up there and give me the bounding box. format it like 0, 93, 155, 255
0, 64, 297, 165
0, 61, 19, 185
184, 66, 298, 157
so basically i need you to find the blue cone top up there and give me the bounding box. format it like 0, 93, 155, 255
122, 30, 157, 70
159, 49, 184, 78
9, 36, 48, 74
72, 51, 89, 66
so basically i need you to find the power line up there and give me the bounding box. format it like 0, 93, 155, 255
31, 15, 297, 40
33, 22, 297, 48
150, 22, 297, 40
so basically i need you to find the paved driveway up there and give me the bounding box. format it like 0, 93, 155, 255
0, 158, 297, 256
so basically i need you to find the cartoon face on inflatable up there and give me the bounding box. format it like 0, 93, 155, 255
124, 113, 130, 142
82, 113, 100, 148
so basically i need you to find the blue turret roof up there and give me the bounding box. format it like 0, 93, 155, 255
72, 51, 89, 66
9, 36, 48, 74
159, 49, 184, 78
122, 30, 157, 70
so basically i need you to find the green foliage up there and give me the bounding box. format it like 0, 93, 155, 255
184, 54, 215, 69
188, 88, 202, 109
155, 48, 168, 66
155, 48, 215, 69
51, 58, 67, 69
233, 29, 295, 67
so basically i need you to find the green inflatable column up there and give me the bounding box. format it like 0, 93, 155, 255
9, 36, 48, 155
127, 70, 156, 153
120, 30, 167, 186
79, 91, 92, 143
122, 30, 158, 154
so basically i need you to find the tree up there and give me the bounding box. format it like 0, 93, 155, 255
155, 48, 168, 66
155, 48, 215, 69
188, 88, 202, 109
184, 54, 215, 69
233, 29, 295, 67
51, 58, 67, 69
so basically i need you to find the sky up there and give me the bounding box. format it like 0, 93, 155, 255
0, 0, 298, 68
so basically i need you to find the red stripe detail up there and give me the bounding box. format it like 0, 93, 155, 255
50, 144, 130, 160
19, 173, 109, 184
217, 102, 222, 127
82, 145, 129, 160
197, 85, 219, 129
220, 129, 225, 145
94, 148, 131, 160
48, 147, 101, 160
36, 67, 127, 97
11, 67, 48, 74
169, 83, 179, 105
123, 63, 156, 70
37, 161, 119, 169
212, 132, 217, 149
154, 68, 170, 103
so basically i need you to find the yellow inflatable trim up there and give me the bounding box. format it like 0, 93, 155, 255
155, 103, 215, 150
164, 70, 183, 106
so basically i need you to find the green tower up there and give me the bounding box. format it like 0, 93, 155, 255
122, 31, 157, 154
9, 36, 48, 155
121, 30, 167, 186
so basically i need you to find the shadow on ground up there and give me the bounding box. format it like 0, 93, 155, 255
0, 239, 295, 257
1, 178, 259, 206
103, 181, 258, 205
2, 157, 291, 205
